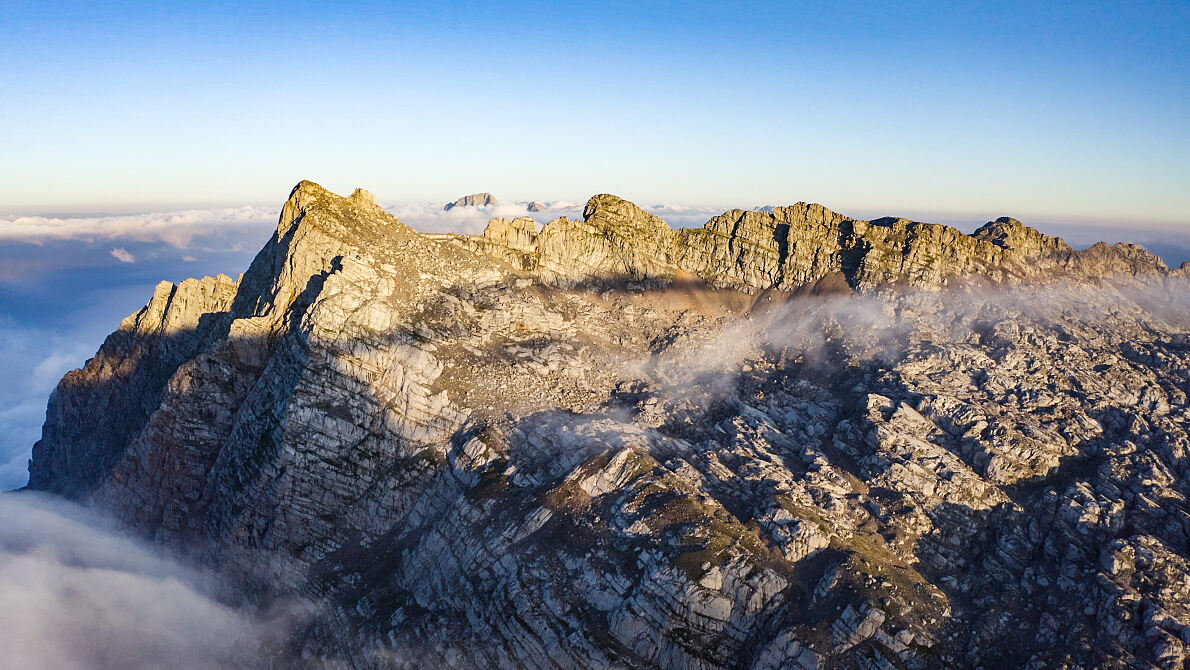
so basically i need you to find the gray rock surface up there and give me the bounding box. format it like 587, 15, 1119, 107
445, 192, 497, 210
26, 181, 1190, 669
442, 195, 1170, 293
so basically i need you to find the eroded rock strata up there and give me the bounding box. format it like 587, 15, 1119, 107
27, 181, 1190, 669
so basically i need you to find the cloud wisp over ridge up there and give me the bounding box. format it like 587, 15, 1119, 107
386, 200, 583, 235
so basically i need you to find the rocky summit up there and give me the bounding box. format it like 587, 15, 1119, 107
26, 181, 1190, 669
445, 192, 498, 210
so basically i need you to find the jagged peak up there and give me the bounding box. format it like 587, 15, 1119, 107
706, 202, 850, 232
274, 183, 1174, 293
749, 202, 846, 217
277, 180, 396, 238
1079, 240, 1169, 270
278, 180, 333, 237
582, 194, 671, 232
972, 216, 1030, 237
284, 180, 381, 209
286, 179, 332, 204
770, 202, 850, 225
350, 188, 376, 205
483, 216, 536, 236
445, 192, 497, 210
482, 217, 538, 253
972, 215, 1071, 254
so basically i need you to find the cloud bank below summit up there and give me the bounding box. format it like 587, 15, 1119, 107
0, 493, 279, 669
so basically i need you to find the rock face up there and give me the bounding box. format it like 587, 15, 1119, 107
527, 201, 547, 212
27, 181, 1190, 669
445, 192, 497, 210
442, 195, 1170, 293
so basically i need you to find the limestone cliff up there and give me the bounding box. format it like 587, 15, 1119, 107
444, 195, 1169, 292
26, 182, 1190, 669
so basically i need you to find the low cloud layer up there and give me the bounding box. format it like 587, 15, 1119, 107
386, 200, 584, 235
0, 317, 101, 487
0, 493, 277, 669
0, 206, 278, 248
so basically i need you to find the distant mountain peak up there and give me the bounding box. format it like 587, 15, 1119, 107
444, 192, 497, 210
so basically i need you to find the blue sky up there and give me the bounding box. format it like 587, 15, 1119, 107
2, 1, 1188, 225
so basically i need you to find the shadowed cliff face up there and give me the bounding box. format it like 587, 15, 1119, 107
25, 181, 1190, 669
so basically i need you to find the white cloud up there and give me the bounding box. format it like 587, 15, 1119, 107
0, 324, 105, 489
0, 206, 277, 248
0, 198, 731, 249
385, 199, 732, 235
646, 204, 731, 229
386, 200, 584, 235
0, 493, 285, 668
109, 247, 135, 263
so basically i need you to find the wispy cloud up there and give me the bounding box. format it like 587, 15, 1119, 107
110, 247, 135, 263
629, 280, 1190, 412
0, 206, 277, 248
0, 493, 288, 668
646, 203, 733, 229
0, 317, 111, 489
386, 200, 583, 235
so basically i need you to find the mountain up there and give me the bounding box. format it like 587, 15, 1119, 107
445, 192, 497, 210
26, 181, 1190, 668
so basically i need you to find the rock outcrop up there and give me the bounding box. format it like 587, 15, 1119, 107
440, 195, 1170, 293
527, 201, 547, 212
26, 181, 1190, 669
445, 192, 497, 210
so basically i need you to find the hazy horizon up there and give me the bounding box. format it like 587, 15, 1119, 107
3, 2, 1188, 227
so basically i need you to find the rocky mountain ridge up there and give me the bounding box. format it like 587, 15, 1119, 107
453, 194, 1179, 292
25, 181, 1190, 669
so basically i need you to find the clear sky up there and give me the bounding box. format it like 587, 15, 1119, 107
2, 1, 1188, 224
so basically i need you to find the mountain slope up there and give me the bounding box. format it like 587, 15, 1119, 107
27, 182, 1190, 669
